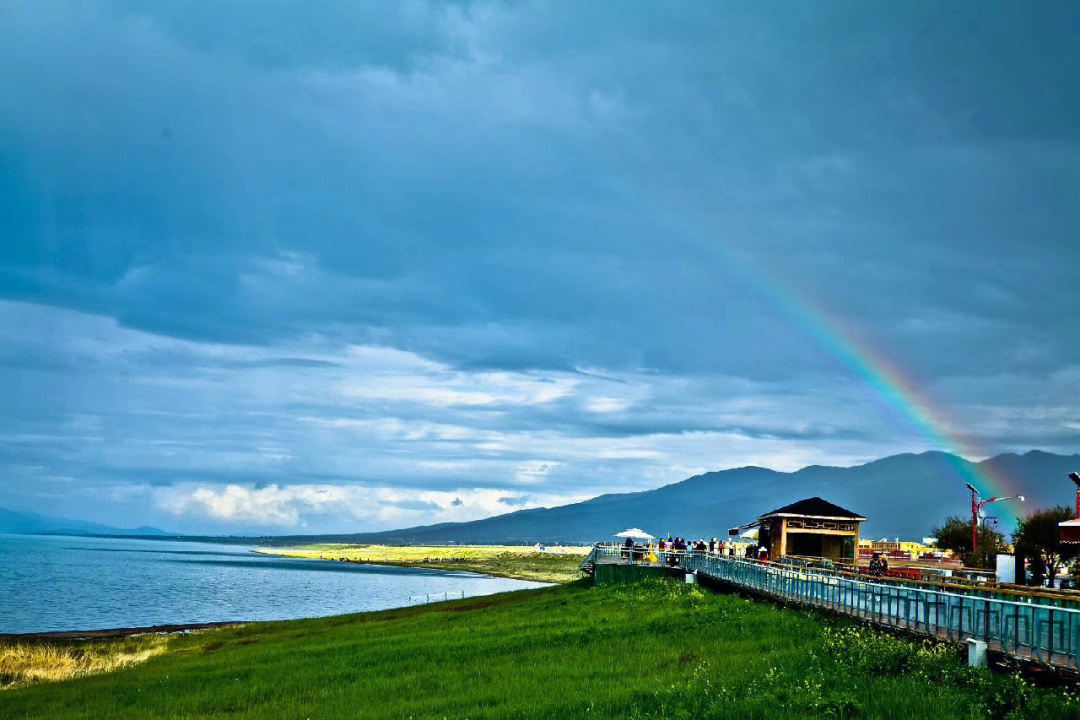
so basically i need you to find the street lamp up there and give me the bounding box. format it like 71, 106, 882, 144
966, 483, 1025, 555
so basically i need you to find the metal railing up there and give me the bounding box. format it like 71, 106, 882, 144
407, 590, 467, 605
681, 552, 1080, 670
586, 544, 705, 566
584, 545, 1080, 670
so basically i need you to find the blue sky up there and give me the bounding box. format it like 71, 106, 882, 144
1, 2, 1078, 533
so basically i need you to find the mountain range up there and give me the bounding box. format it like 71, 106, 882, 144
268, 450, 1080, 545
5, 451, 1078, 544
0, 507, 167, 537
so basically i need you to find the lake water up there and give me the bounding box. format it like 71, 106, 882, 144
0, 534, 548, 634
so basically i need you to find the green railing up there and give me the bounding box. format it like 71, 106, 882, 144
579, 547, 598, 573
680, 551, 1080, 670
585, 545, 1080, 669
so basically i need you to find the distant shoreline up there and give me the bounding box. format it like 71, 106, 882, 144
254, 543, 587, 584
0, 621, 242, 642
253, 547, 517, 578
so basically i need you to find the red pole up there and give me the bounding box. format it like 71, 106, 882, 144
971, 491, 979, 556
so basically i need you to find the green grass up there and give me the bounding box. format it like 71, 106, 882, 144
255, 543, 590, 583
5, 580, 1080, 719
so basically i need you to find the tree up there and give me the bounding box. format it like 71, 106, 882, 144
931, 514, 1003, 569
1013, 506, 1080, 587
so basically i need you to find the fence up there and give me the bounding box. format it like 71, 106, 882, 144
407, 591, 467, 605
583, 546, 1080, 670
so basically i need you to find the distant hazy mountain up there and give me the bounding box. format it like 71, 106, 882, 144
0, 507, 167, 537
287, 451, 1080, 545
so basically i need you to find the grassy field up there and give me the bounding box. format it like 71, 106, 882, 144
254, 543, 590, 583
6, 579, 1080, 719
1, 635, 171, 690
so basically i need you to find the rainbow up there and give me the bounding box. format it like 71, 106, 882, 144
648, 198, 1023, 521
771, 285, 1022, 522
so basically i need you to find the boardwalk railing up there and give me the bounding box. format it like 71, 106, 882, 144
587, 545, 1080, 671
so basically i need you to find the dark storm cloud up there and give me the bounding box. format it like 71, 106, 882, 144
1, 2, 1077, 532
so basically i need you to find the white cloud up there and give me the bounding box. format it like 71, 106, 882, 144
513, 460, 561, 484
6, 301, 1070, 533
584, 396, 633, 413
154, 482, 587, 529
157, 484, 349, 525
338, 359, 579, 409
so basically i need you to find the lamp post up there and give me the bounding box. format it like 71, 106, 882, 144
966, 483, 1024, 555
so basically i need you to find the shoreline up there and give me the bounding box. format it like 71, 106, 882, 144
252, 544, 588, 584
251, 547, 532, 582
0, 620, 242, 642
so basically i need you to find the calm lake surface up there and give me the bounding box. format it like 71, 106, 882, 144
0, 534, 547, 634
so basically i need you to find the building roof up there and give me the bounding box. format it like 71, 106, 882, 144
758, 496, 866, 521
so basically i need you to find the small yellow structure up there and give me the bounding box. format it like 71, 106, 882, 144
755, 497, 865, 563
859, 539, 939, 559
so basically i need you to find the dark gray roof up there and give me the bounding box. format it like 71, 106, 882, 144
758, 496, 865, 521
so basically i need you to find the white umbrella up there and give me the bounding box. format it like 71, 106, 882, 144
739, 527, 759, 540
614, 528, 654, 540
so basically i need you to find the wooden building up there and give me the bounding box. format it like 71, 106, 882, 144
755, 497, 865, 563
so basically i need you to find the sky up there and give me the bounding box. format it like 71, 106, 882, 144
1, 2, 1079, 534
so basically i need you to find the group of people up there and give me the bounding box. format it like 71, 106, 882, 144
612, 534, 772, 567
616, 536, 732, 559
867, 551, 890, 577
652, 536, 743, 565
740, 543, 770, 560
615, 538, 893, 573
656, 536, 725, 554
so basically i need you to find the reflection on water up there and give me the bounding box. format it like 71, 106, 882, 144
59, 546, 248, 558
0, 534, 547, 634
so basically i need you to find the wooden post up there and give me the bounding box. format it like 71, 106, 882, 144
854, 524, 860, 565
